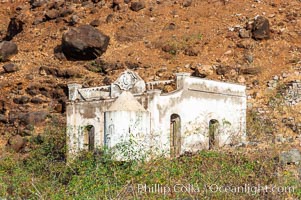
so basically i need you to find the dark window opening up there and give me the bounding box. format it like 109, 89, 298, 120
83, 125, 95, 151
170, 114, 181, 158
209, 119, 219, 150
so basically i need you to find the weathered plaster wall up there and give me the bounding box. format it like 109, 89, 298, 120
147, 76, 246, 155
66, 100, 114, 156
66, 71, 246, 160
104, 111, 150, 160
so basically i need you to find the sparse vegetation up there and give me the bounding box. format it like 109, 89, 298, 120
247, 110, 274, 141
1, 122, 301, 199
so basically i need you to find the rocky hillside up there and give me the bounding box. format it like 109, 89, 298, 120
0, 0, 301, 153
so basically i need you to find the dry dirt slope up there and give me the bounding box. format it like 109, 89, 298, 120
0, 0, 300, 151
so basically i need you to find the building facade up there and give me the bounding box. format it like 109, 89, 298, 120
66, 70, 246, 160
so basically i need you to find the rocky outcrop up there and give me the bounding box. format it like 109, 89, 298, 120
61, 25, 110, 60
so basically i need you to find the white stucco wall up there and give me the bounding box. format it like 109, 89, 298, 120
66, 100, 114, 157
147, 76, 246, 156
66, 72, 246, 160
104, 110, 150, 160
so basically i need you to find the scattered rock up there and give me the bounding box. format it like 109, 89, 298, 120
0, 41, 18, 62
252, 16, 270, 40
215, 65, 230, 75
3, 63, 19, 73
45, 9, 60, 20
239, 28, 251, 38
282, 80, 301, 105
267, 79, 277, 89
26, 85, 39, 96
13, 96, 30, 104
163, 22, 176, 31
0, 114, 6, 123
130, 1, 145, 12
30, 97, 44, 104
193, 64, 213, 78
69, 15, 80, 26
125, 61, 140, 70
239, 67, 261, 75
237, 40, 254, 49
33, 17, 44, 25
90, 19, 100, 27
4, 17, 25, 41
62, 25, 110, 60
0, 100, 7, 115
39, 66, 79, 78
184, 47, 198, 56
7, 135, 25, 152
103, 77, 112, 85
30, 0, 47, 8
62, 7, 74, 16
183, 0, 192, 7
279, 149, 301, 165
162, 44, 177, 54
244, 54, 254, 63
106, 14, 114, 23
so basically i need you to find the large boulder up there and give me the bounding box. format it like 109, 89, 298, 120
61, 25, 110, 60
252, 16, 270, 40
0, 41, 18, 62
4, 17, 25, 41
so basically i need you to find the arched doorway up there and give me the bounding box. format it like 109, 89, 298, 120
83, 125, 95, 151
170, 114, 181, 158
209, 119, 219, 150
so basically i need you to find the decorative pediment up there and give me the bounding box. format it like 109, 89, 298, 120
113, 70, 143, 91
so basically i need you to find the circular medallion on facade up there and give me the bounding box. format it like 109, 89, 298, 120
115, 71, 137, 90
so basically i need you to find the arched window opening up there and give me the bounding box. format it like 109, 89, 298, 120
170, 114, 181, 158
209, 119, 219, 150
83, 125, 95, 151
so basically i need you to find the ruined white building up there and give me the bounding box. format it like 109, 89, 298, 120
67, 70, 246, 160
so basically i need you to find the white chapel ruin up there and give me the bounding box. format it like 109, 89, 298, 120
66, 70, 246, 159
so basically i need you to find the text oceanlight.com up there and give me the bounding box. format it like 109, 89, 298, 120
131, 184, 295, 195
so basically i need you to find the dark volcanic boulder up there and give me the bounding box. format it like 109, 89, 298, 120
4, 17, 25, 41
61, 25, 110, 60
252, 16, 270, 40
0, 41, 18, 62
